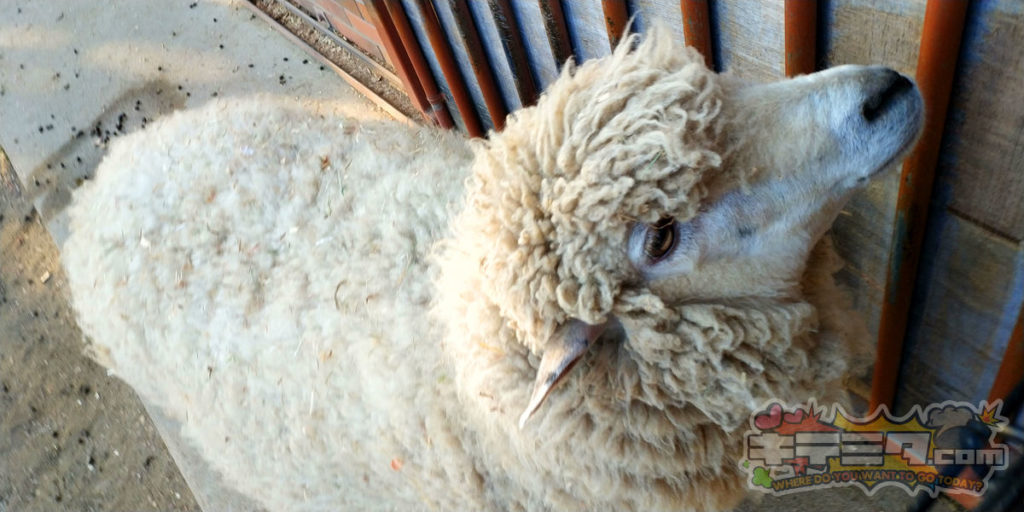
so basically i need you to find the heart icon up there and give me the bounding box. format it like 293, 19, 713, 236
754, 403, 783, 430
783, 409, 805, 424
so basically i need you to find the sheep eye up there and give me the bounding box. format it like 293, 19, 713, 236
643, 217, 676, 261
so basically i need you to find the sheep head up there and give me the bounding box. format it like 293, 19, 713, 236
437, 26, 923, 430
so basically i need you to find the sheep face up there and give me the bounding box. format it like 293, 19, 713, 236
632, 65, 923, 304
438, 25, 921, 459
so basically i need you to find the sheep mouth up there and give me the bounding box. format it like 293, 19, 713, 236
864, 118, 921, 180
867, 131, 919, 178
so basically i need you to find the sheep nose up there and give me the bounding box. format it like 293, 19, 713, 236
861, 69, 914, 122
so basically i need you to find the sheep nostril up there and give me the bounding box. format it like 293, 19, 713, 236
861, 72, 913, 122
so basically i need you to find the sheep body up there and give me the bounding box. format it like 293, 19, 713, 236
64, 101, 488, 509
64, 30, 871, 511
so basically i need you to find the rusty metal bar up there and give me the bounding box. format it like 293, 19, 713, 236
870, 0, 970, 411
680, 0, 713, 69
414, 0, 485, 137
449, 0, 508, 130
375, 0, 454, 129
362, 0, 435, 124
601, 0, 630, 50
784, 0, 817, 76
538, 0, 575, 68
489, 0, 539, 106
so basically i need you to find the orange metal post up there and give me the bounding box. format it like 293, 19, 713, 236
870, 0, 970, 411
413, 0, 484, 137
601, 0, 629, 50
449, 0, 508, 130
784, 0, 817, 76
364, 0, 434, 123
375, 1, 454, 129
680, 0, 714, 69
538, 0, 574, 67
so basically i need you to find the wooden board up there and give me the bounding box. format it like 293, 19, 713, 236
944, 2, 1024, 242
631, 0, 686, 46
895, 213, 1024, 408
709, 0, 785, 82
561, 0, 612, 62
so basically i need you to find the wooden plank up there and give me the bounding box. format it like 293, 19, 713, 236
944, 4, 1024, 242
831, 178, 900, 340
825, 0, 924, 75
630, 0, 686, 45
709, 0, 785, 82
561, 0, 612, 61
895, 214, 1024, 408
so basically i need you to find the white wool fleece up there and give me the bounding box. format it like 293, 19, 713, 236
64, 29, 870, 512
64, 98, 487, 509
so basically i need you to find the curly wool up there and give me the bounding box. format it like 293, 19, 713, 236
63, 27, 868, 512
437, 236, 861, 510
447, 31, 727, 353
438, 28, 864, 510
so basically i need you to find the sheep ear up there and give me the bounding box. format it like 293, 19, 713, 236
518, 321, 606, 429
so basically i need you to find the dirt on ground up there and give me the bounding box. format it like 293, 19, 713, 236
0, 148, 200, 511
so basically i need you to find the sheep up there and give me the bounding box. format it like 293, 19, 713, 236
62, 27, 923, 511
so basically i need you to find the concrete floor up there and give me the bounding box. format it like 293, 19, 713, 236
0, 1, 969, 511
2, 147, 202, 511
